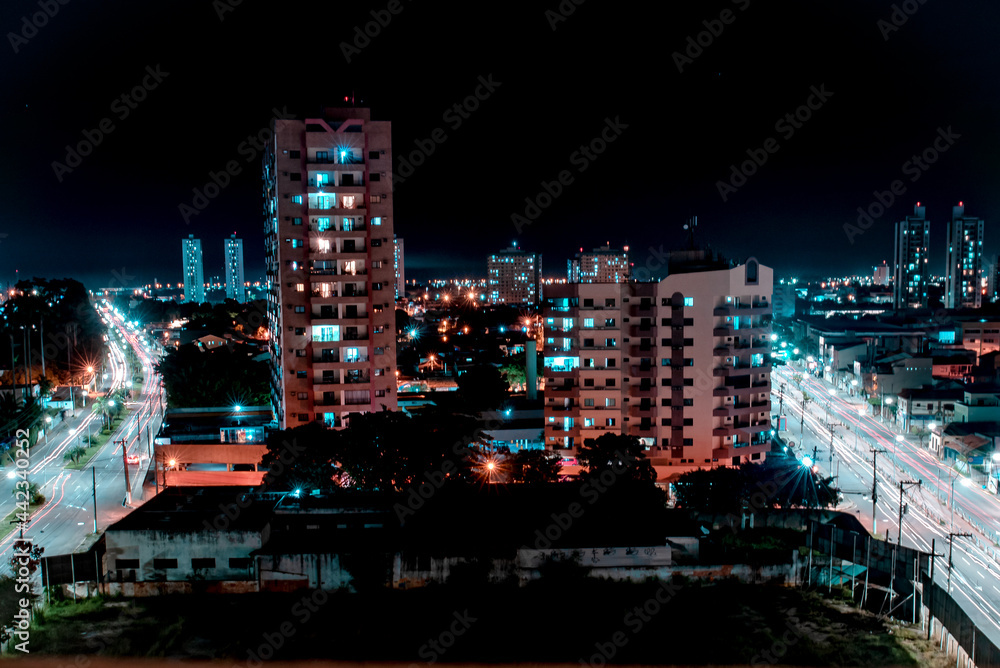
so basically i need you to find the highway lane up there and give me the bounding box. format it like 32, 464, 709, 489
0, 302, 164, 565
772, 364, 1000, 644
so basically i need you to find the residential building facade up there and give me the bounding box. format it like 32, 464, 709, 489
488, 246, 542, 305
394, 235, 404, 300
182, 234, 206, 304
543, 254, 773, 474
945, 202, 985, 309
567, 245, 630, 283
893, 204, 929, 310
263, 107, 398, 430
225, 234, 245, 302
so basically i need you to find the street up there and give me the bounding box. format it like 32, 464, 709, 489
0, 303, 164, 564
772, 364, 1000, 644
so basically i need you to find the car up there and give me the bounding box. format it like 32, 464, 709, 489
126, 454, 140, 465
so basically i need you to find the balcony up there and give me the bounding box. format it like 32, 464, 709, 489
712, 400, 770, 417
629, 324, 655, 337
630, 364, 656, 378
712, 301, 770, 316
629, 385, 656, 398
546, 383, 576, 393
629, 344, 655, 356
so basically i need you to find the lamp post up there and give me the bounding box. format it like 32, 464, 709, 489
43, 415, 51, 445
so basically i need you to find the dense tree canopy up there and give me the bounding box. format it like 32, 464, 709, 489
456, 365, 510, 412
155, 343, 269, 407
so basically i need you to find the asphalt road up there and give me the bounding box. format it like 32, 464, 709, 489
772, 364, 1000, 645
0, 304, 164, 566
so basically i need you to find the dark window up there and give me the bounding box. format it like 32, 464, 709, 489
298, 413, 309, 422
289, 150, 300, 159
683, 318, 694, 326
373, 282, 383, 290
115, 559, 139, 569
192, 558, 216, 569
292, 217, 302, 226
290, 173, 301, 181
368, 150, 380, 159
230, 558, 252, 569
683, 418, 693, 426
660, 418, 671, 426
605, 298, 616, 307
583, 338, 594, 347
683, 399, 693, 406
661, 379, 670, 386
153, 558, 178, 569
605, 319, 615, 326
370, 173, 381, 182
660, 398, 670, 406
683, 378, 693, 386
371, 239, 382, 247
583, 298, 594, 307
661, 319, 670, 326
584, 378, 595, 387
606, 378, 615, 387
296, 371, 307, 378
295, 327, 305, 335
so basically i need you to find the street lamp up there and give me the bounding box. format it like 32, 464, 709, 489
43, 415, 52, 444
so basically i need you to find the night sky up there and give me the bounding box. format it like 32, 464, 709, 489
2, 0, 999, 289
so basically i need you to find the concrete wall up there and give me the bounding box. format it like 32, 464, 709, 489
258, 553, 353, 592
105, 528, 265, 583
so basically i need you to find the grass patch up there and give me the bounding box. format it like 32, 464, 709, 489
27, 580, 929, 664
65, 408, 133, 471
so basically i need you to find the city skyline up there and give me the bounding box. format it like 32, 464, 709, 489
3, 1, 1000, 289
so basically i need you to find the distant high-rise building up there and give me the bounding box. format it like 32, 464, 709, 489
225, 234, 245, 302
873, 262, 890, 286
893, 204, 930, 310
567, 245, 631, 283
989, 254, 1000, 304
394, 236, 404, 300
543, 252, 772, 470
263, 106, 398, 430
488, 246, 542, 304
945, 202, 985, 309
182, 234, 205, 304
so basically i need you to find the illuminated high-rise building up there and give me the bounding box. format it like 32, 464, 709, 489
225, 234, 245, 302
182, 234, 205, 304
567, 245, 630, 283
892, 204, 929, 310
945, 202, 985, 309
487, 245, 541, 304
543, 253, 772, 472
394, 235, 404, 300
263, 107, 398, 430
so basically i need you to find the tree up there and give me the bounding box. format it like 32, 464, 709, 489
259, 422, 341, 493
500, 364, 526, 392
509, 447, 561, 483
575, 433, 657, 489
156, 343, 269, 407
911, 425, 931, 448
64, 446, 87, 464
456, 365, 510, 412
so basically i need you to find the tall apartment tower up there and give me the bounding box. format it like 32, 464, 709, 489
487, 246, 542, 304
543, 253, 772, 472
567, 245, 631, 283
225, 234, 245, 302
892, 204, 930, 310
394, 236, 405, 300
263, 107, 398, 430
945, 202, 985, 309
182, 234, 206, 304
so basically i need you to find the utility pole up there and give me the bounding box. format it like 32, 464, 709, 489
120, 439, 131, 505
871, 448, 887, 536
897, 480, 921, 545
92, 467, 97, 533
947, 532, 971, 595
824, 421, 843, 472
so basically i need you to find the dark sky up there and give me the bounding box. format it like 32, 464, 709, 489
2, 0, 999, 289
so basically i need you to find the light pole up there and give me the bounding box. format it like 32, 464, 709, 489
950, 475, 972, 531
948, 532, 972, 595
893, 433, 903, 471
43, 415, 51, 445
871, 448, 886, 536
897, 479, 921, 545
